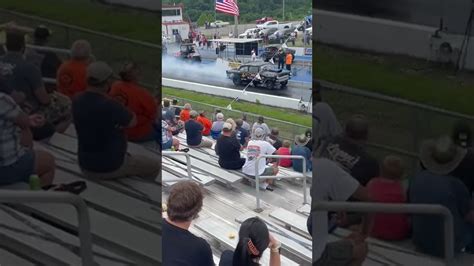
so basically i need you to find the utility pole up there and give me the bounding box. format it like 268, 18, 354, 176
283, 0, 285, 21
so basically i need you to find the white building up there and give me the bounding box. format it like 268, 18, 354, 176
162, 3, 190, 43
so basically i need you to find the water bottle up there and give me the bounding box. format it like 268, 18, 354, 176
29, 174, 41, 191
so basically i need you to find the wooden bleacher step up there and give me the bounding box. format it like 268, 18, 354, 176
194, 217, 299, 265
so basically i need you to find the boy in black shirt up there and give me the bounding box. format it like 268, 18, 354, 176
216, 122, 245, 170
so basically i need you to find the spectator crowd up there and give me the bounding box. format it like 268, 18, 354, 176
0, 24, 160, 192
161, 99, 313, 191
309, 81, 474, 265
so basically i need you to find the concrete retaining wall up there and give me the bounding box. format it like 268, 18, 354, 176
163, 78, 312, 112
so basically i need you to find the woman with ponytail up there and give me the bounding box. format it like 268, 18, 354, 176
219, 217, 281, 266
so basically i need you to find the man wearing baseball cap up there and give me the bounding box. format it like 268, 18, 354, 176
72, 61, 160, 180
242, 127, 279, 191
185, 110, 213, 148
215, 122, 245, 170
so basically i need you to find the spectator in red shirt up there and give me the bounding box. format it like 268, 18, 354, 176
367, 155, 410, 240
276, 140, 292, 167
57, 40, 92, 99
197, 110, 212, 136
109, 62, 157, 142
180, 103, 192, 122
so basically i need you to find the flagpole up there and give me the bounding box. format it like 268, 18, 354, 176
233, 0, 238, 38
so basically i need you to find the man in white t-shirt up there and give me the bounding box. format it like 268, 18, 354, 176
242, 127, 279, 191
310, 158, 369, 266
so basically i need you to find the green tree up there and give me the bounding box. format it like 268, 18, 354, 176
197, 12, 213, 26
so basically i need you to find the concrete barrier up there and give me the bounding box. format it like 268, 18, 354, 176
315, 9, 474, 70
162, 78, 312, 112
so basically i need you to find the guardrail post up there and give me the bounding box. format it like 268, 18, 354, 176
163, 151, 193, 179
254, 155, 308, 212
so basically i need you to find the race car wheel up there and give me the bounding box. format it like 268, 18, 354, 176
266, 80, 276, 90
232, 76, 241, 86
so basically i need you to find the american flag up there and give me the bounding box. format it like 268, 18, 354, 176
215, 0, 239, 16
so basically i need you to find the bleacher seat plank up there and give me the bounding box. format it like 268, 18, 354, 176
195, 218, 299, 266
35, 142, 161, 205
271, 209, 448, 265
23, 202, 161, 264
235, 213, 312, 262
0, 206, 133, 265
162, 170, 184, 186
176, 133, 308, 179
270, 208, 309, 237
162, 157, 215, 186
0, 248, 35, 266
53, 170, 160, 232
164, 152, 242, 185
296, 204, 310, 216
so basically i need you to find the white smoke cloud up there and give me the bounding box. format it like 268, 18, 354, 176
162, 54, 231, 85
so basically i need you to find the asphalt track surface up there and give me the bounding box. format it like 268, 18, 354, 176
162, 62, 312, 101
162, 50, 312, 101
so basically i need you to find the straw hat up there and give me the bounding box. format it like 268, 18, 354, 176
294, 134, 310, 146
419, 136, 467, 175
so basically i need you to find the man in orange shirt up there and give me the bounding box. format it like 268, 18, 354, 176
109, 62, 157, 142
197, 110, 212, 136
285, 51, 293, 71
57, 40, 92, 99
179, 103, 192, 122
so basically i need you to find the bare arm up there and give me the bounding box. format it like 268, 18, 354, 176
127, 112, 137, 128
15, 111, 33, 148
268, 234, 281, 266
34, 86, 51, 105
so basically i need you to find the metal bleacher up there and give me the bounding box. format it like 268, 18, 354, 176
0, 124, 161, 265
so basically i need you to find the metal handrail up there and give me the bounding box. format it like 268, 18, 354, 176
311, 201, 454, 266
0, 191, 94, 265
27, 44, 71, 55
254, 155, 309, 212
162, 151, 193, 180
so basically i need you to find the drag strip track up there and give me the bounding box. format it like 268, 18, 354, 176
162, 71, 312, 101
